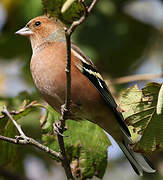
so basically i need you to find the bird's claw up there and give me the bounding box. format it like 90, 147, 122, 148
61, 104, 72, 119
53, 121, 67, 136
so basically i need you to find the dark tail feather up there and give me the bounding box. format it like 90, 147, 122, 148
118, 140, 156, 176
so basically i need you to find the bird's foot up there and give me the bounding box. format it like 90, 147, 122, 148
61, 104, 72, 120
53, 120, 67, 136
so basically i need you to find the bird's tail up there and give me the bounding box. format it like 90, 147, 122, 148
118, 140, 156, 176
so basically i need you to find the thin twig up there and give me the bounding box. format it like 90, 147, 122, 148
0, 134, 61, 160
112, 73, 163, 84
3, 106, 28, 141
65, 34, 72, 110
0, 107, 62, 161
66, 0, 98, 35
55, 0, 99, 179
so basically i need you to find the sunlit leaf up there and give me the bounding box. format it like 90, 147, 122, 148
120, 82, 163, 153
61, 0, 76, 13
156, 84, 163, 115
42, 0, 85, 24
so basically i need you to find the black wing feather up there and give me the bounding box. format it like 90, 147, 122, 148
71, 43, 131, 137
82, 66, 131, 137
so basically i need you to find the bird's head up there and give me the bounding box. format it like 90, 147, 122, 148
16, 16, 65, 50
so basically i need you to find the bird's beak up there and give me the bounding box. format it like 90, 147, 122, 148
15, 27, 33, 36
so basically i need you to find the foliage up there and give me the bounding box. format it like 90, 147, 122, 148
0, 93, 110, 179
120, 82, 163, 153
0, 92, 41, 174
41, 106, 110, 179
157, 84, 163, 115
42, 0, 84, 24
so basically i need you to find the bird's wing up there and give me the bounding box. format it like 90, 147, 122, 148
71, 43, 131, 138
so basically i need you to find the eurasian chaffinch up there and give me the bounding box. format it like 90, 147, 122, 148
16, 15, 155, 175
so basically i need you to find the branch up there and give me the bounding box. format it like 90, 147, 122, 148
3, 106, 28, 141
0, 107, 62, 161
0, 134, 61, 159
66, 0, 98, 36
55, 0, 99, 179
112, 73, 163, 84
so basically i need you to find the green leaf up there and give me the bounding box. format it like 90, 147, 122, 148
61, 0, 76, 13
41, 106, 110, 179
119, 82, 163, 153
156, 84, 163, 115
42, 0, 85, 24
0, 123, 19, 168
0, 92, 41, 172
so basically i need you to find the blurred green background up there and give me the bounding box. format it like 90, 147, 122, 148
0, 0, 163, 179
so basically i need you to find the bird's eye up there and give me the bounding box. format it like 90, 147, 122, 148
34, 21, 41, 27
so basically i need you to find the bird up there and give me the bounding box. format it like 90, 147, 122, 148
15, 15, 156, 176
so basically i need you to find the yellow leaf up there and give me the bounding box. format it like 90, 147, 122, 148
61, 0, 76, 13
156, 84, 163, 115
